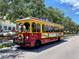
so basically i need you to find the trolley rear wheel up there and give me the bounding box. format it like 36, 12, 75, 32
35, 40, 41, 48
57, 37, 61, 42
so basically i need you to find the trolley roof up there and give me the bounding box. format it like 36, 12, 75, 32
16, 17, 64, 29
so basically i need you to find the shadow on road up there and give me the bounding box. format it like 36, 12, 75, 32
18, 39, 67, 53
0, 39, 67, 59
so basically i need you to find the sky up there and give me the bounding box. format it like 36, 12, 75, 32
44, 0, 79, 24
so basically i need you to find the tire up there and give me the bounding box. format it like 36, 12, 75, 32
13, 38, 16, 45
57, 37, 61, 42
35, 40, 41, 48
13, 38, 15, 43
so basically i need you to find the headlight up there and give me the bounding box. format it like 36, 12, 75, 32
26, 36, 28, 39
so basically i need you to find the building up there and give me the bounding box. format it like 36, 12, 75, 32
0, 18, 16, 32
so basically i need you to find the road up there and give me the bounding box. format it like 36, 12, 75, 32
0, 35, 79, 59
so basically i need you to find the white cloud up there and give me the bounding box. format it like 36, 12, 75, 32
59, 0, 79, 10
58, 0, 79, 15
75, 12, 79, 14
72, 8, 76, 11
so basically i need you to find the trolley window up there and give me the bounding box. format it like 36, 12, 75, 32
32, 22, 36, 32
42, 24, 44, 32
37, 24, 40, 32
24, 22, 30, 32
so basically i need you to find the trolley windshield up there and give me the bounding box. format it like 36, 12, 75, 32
17, 22, 30, 32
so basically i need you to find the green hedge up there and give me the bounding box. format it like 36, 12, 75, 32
0, 43, 13, 48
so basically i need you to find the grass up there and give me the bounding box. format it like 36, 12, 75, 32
0, 43, 13, 48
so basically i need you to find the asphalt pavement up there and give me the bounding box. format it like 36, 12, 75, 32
0, 35, 79, 59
